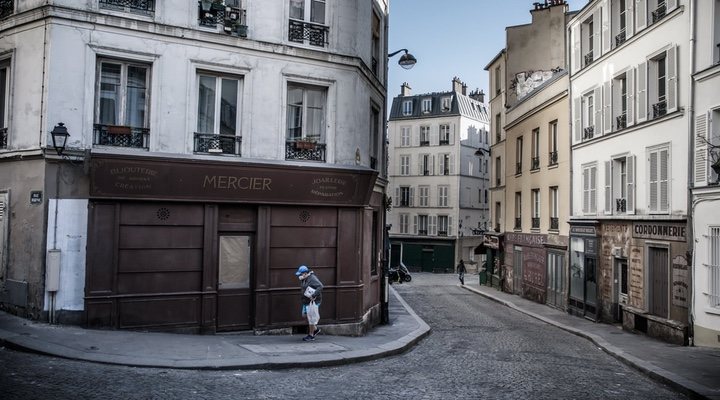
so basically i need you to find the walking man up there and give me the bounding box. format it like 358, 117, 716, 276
457, 259, 466, 285
296, 265, 323, 341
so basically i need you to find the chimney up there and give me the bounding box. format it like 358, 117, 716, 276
462, 83, 468, 95
469, 88, 485, 103
452, 77, 463, 93
400, 82, 412, 96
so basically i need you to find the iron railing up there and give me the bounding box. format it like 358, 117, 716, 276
194, 132, 241, 156
550, 217, 559, 230
439, 139, 449, 145
652, 99, 667, 119
418, 229, 427, 236
531, 156, 540, 171
651, 3, 667, 24
549, 151, 558, 166
615, 30, 626, 47
438, 230, 448, 237
370, 156, 377, 170
198, 2, 247, 36
0, 127, 7, 148
616, 198, 627, 213
616, 113, 627, 130
93, 124, 149, 149
0, 0, 13, 19
531, 217, 540, 229
419, 140, 430, 146
583, 126, 595, 140
288, 19, 328, 47
584, 51, 594, 67
514, 218, 522, 230
495, 223, 501, 232
99, 0, 154, 13
285, 140, 326, 162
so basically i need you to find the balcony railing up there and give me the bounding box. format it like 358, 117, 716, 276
515, 162, 522, 175
93, 124, 149, 149
194, 132, 241, 156
514, 218, 521, 230
418, 229, 428, 236
100, 0, 154, 14
439, 139, 449, 145
288, 19, 329, 47
399, 200, 409, 207
495, 223, 501, 232
584, 51, 594, 67
370, 156, 377, 170
438, 230, 448, 237
0, 0, 13, 19
583, 126, 594, 140
422, 169, 430, 176
531, 156, 540, 171
198, 2, 248, 36
548, 151, 558, 166
614, 30, 626, 47
0, 127, 7, 148
652, 99, 667, 119
285, 140, 326, 162
419, 140, 430, 146
651, 3, 667, 24
616, 113, 627, 130
550, 217, 559, 230
616, 198, 627, 213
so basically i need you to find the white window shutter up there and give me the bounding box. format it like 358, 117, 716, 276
418, 156, 423, 176
395, 187, 400, 206
572, 24, 581, 74
431, 126, 439, 146
449, 216, 453, 237
635, 0, 647, 31
413, 215, 418, 234
590, 166, 597, 213
666, 45, 678, 114
604, 161, 612, 214
413, 127, 419, 146
660, 148, 669, 212
626, 0, 634, 38
601, 2, 611, 54
431, 155, 436, 175
429, 216, 437, 236
626, 68, 635, 126
594, 86, 603, 133
574, 97, 582, 143
627, 155, 636, 214
694, 113, 708, 186
450, 123, 455, 145
409, 187, 415, 207
636, 62, 647, 123
438, 155, 445, 176
649, 150, 658, 211
667, 0, 677, 11
582, 168, 589, 214
593, 11, 601, 61
449, 154, 455, 175
603, 81, 612, 134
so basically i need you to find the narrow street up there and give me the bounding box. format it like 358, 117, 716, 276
0, 273, 685, 399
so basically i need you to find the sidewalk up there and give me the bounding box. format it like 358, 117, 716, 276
0, 286, 430, 370
463, 279, 720, 400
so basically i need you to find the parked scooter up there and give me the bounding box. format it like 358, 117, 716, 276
389, 263, 412, 284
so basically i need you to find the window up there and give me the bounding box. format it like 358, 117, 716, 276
0, 59, 9, 149
531, 189, 540, 229
428, 215, 437, 236
420, 126, 430, 146
100, 0, 155, 15
400, 155, 410, 175
287, 83, 326, 142
495, 156, 502, 186
495, 202, 502, 232
438, 216, 449, 236
288, 0, 328, 46
515, 136, 523, 175
421, 98, 432, 113
420, 154, 433, 175
195, 72, 242, 154
401, 126, 411, 147
370, 105, 380, 170
650, 0, 668, 25
514, 192, 522, 230
548, 121, 558, 166
418, 215, 428, 235
709, 226, 720, 307
438, 185, 449, 207
549, 186, 559, 230
612, 0, 629, 48
439, 124, 451, 145
582, 163, 598, 214
399, 213, 409, 234
439, 153, 451, 176
94, 59, 151, 148
715, 0, 720, 64
484, 159, 488, 174
639, 46, 677, 122
531, 128, 540, 170
648, 146, 669, 213
484, 189, 489, 204
441, 97, 451, 112
371, 11, 381, 76
494, 66, 502, 95
582, 91, 595, 140
398, 186, 413, 207
605, 155, 635, 214
419, 186, 429, 207
612, 71, 633, 130
581, 15, 598, 67
495, 113, 502, 143
402, 100, 413, 116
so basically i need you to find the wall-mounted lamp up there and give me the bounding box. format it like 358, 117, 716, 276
388, 49, 417, 70
51, 123, 70, 156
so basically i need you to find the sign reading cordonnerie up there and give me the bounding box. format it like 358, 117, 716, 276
90, 157, 376, 206
632, 222, 686, 241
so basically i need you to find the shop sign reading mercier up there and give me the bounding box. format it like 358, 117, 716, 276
90, 157, 376, 206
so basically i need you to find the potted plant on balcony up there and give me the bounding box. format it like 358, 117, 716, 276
295, 138, 317, 150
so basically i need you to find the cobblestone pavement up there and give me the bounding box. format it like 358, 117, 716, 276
0, 273, 686, 400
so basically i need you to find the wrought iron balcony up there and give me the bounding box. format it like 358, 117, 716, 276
495, 223, 501, 232
442, 169, 449, 176
616, 198, 627, 213
198, 2, 247, 36
419, 140, 430, 146
422, 169, 430, 176
531, 156, 540, 171
550, 217, 559, 230
437, 230, 448, 237
531, 217, 540, 229
0, 0, 13, 19
194, 132, 241, 156
100, 0, 154, 14
514, 218, 522, 230
439, 139, 449, 145
285, 140, 326, 162
652, 100, 667, 119
616, 113, 627, 130
583, 126, 595, 140
549, 151, 558, 166
370, 156, 377, 170
418, 229, 428, 236
399, 200, 409, 207
288, 19, 329, 47
0, 127, 7, 149
584, 51, 594, 67
614, 30, 626, 47
93, 124, 149, 149
651, 3, 667, 24
516, 162, 522, 175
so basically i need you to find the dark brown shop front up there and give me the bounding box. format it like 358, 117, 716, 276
85, 155, 381, 333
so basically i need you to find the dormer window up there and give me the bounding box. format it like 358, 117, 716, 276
441, 96, 451, 112
421, 98, 432, 113
402, 100, 413, 116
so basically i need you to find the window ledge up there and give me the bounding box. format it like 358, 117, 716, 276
548, 163, 559, 170
704, 307, 720, 316
573, 109, 683, 150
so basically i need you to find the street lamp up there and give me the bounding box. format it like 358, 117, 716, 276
388, 49, 417, 70
51, 123, 70, 155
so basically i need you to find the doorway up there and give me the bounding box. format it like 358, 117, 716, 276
217, 235, 253, 331
612, 258, 628, 322
649, 246, 669, 318
546, 251, 565, 309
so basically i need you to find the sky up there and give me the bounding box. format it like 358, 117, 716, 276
387, 0, 586, 102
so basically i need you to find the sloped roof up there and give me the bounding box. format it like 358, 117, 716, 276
388, 91, 489, 123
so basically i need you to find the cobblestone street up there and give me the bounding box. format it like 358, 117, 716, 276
0, 273, 686, 399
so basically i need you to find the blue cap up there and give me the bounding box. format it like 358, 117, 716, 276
295, 265, 309, 276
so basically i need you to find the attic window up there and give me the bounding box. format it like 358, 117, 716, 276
441, 97, 451, 112
421, 98, 432, 113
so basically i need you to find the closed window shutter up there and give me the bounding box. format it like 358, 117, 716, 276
590, 166, 597, 213
601, 3, 611, 53
413, 127, 419, 146
626, 68, 635, 126
431, 125, 439, 146
418, 156, 424, 176
636, 0, 647, 31
592, 11, 601, 61
409, 187, 415, 207
583, 168, 589, 214
413, 215, 417, 234
660, 148, 669, 212
604, 161, 612, 214
627, 155, 636, 214
449, 154, 455, 175
694, 113, 708, 186
429, 216, 437, 236
667, 0, 677, 11
649, 150, 658, 211
626, 0, 634, 38
666, 45, 678, 113
450, 123, 455, 145
636, 62, 647, 123
431, 155, 436, 175
572, 24, 581, 74
594, 87, 603, 133
449, 216, 453, 237
438, 155, 445, 175
574, 97, 582, 143
603, 81, 612, 134
395, 187, 399, 206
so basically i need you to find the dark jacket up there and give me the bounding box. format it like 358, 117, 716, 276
301, 271, 323, 305
457, 262, 466, 274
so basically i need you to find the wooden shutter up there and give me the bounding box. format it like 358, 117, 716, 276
604, 161, 612, 214
582, 168, 589, 214
409, 187, 415, 207
429, 215, 437, 236
694, 113, 708, 186
449, 216, 453, 237
659, 148, 669, 212
413, 215, 417, 234
418, 156, 423, 176
667, 0, 677, 12
666, 45, 678, 114
627, 155, 636, 214
412, 126, 419, 146
594, 86, 603, 133
430, 125, 439, 146
449, 154, 455, 175
603, 81, 612, 134
601, 1, 611, 54
572, 24, 581, 74
636, 0, 647, 31
450, 123, 455, 145
649, 150, 658, 211
431, 155, 436, 175
574, 97, 582, 143
637, 62, 647, 123
438, 155, 445, 176
593, 11, 601, 61
590, 166, 597, 213
626, 68, 635, 126
394, 187, 399, 206
626, 0, 635, 38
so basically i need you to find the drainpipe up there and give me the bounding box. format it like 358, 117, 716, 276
686, 0, 697, 346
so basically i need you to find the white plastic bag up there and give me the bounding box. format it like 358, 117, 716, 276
307, 300, 320, 325
304, 286, 316, 298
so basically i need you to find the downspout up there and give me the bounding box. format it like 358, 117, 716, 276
686, 0, 696, 346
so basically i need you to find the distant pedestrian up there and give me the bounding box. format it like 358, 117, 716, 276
457, 259, 466, 285
296, 265, 323, 341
